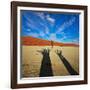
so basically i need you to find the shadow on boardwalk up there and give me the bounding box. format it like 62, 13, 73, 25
37, 49, 53, 77
56, 50, 79, 75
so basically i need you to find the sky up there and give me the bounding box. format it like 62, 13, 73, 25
21, 10, 79, 44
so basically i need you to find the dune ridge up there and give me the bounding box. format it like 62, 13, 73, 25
21, 36, 79, 47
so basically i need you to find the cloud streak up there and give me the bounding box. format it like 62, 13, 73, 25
46, 15, 55, 24
56, 17, 76, 34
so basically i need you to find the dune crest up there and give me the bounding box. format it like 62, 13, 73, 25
22, 36, 79, 47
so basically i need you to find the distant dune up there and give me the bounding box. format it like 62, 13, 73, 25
21, 36, 79, 47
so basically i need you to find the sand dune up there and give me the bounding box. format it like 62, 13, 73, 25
21, 36, 79, 46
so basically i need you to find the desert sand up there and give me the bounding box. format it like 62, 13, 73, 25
21, 46, 79, 77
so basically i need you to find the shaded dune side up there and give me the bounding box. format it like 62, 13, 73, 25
21, 36, 79, 47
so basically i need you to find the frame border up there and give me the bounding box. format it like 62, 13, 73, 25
11, 1, 88, 89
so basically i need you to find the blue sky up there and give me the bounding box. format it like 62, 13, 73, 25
21, 10, 79, 44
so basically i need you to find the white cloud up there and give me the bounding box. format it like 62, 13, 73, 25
39, 31, 45, 37
46, 15, 55, 24
26, 29, 31, 31
56, 17, 76, 34
24, 14, 41, 31
59, 36, 67, 41
44, 27, 50, 35
26, 21, 38, 30
36, 12, 45, 20
26, 18, 43, 32
56, 22, 66, 33
48, 33, 67, 42
36, 12, 55, 25
49, 33, 57, 41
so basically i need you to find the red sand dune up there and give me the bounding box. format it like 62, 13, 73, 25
21, 36, 79, 47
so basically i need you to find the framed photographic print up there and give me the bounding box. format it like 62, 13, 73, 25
11, 1, 88, 89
